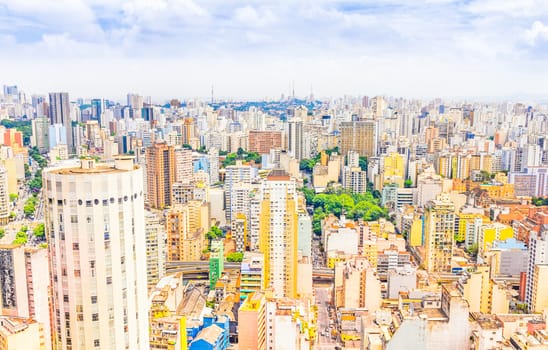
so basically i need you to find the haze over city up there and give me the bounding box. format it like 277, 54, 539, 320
1, 0, 548, 101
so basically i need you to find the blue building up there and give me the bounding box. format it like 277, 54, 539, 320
188, 315, 229, 350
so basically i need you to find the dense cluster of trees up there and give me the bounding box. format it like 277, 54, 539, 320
222, 148, 261, 167
304, 187, 388, 234
532, 197, 548, 206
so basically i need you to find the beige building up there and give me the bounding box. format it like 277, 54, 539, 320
0, 245, 51, 350
334, 256, 381, 312
238, 292, 267, 350
530, 264, 548, 313
0, 316, 46, 350
145, 211, 167, 287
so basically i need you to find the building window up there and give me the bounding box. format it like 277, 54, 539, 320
91, 296, 97, 304
92, 313, 99, 321
94, 339, 100, 347
63, 295, 69, 302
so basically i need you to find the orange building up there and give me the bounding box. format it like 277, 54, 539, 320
3, 128, 23, 148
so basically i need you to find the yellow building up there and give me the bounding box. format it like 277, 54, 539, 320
457, 213, 489, 244
408, 217, 423, 247
457, 265, 510, 314
424, 194, 455, 273
166, 205, 206, 262
479, 183, 515, 199
478, 223, 513, 254
362, 241, 378, 268
383, 152, 405, 187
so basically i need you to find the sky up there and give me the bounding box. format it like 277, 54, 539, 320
1, 0, 548, 102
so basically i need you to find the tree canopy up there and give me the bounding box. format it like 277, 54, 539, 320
226, 252, 243, 262
307, 188, 388, 234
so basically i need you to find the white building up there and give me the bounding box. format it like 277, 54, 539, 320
44, 157, 149, 349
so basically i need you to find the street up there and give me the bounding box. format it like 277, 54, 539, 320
314, 287, 339, 350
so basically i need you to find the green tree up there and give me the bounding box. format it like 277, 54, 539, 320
33, 223, 45, 238
9, 193, 18, 202
13, 231, 28, 245
404, 178, 413, 188
467, 243, 479, 257
359, 156, 368, 171
206, 226, 223, 242
226, 252, 244, 262
0, 228, 4, 239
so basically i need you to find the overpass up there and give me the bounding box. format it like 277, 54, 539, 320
166, 261, 335, 282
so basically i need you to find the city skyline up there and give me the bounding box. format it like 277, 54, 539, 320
1, 0, 548, 101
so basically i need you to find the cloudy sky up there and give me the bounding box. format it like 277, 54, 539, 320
1, 0, 548, 102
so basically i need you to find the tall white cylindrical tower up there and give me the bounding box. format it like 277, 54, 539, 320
44, 157, 149, 349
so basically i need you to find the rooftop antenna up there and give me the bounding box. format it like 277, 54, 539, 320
211, 85, 214, 104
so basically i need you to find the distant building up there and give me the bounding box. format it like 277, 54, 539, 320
146, 142, 176, 208
248, 130, 282, 154
340, 120, 378, 157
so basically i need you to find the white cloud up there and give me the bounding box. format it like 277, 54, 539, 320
525, 21, 548, 46
0, 0, 548, 100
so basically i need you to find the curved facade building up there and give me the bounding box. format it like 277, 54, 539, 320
44, 157, 149, 350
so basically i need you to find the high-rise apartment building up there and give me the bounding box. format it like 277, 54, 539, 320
48, 92, 74, 154
208, 147, 220, 184
174, 146, 193, 184
530, 264, 548, 313
340, 120, 378, 157
44, 157, 149, 349
31, 117, 50, 153
224, 162, 255, 222
145, 211, 166, 287
287, 119, 304, 160
525, 230, 548, 310
146, 142, 175, 208
259, 170, 298, 298
424, 193, 455, 273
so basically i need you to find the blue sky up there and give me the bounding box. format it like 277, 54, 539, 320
1, 0, 548, 102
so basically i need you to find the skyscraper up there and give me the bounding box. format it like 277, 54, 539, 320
145, 142, 176, 209
340, 120, 378, 157
44, 157, 149, 349
287, 119, 304, 160
259, 169, 298, 298
424, 193, 455, 273
48, 92, 74, 154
